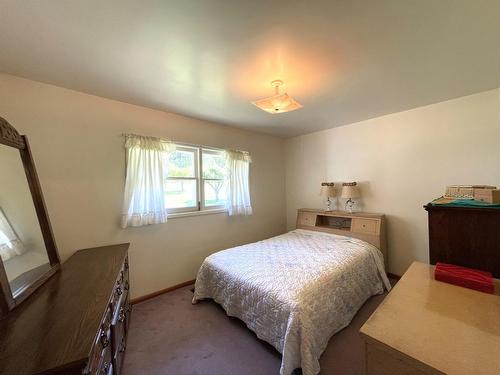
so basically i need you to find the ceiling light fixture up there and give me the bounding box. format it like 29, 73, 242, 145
252, 80, 303, 114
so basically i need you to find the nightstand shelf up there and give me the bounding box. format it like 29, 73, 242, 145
316, 224, 350, 231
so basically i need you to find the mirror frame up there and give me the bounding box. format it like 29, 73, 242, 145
0, 117, 60, 317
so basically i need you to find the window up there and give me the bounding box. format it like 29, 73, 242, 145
122, 134, 251, 228
165, 145, 227, 214
202, 149, 227, 208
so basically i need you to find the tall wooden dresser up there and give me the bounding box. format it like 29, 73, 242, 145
0, 243, 131, 375
424, 204, 500, 277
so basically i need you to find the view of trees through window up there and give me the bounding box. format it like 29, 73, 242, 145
165, 146, 227, 212
167, 150, 195, 177
202, 151, 227, 207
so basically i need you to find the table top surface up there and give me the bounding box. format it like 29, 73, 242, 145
360, 261, 500, 375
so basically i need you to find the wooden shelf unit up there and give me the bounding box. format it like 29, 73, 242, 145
296, 208, 387, 266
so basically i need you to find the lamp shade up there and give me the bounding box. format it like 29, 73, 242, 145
320, 183, 336, 197
341, 182, 360, 199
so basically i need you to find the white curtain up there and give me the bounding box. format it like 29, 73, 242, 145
121, 134, 175, 228
0, 208, 26, 262
225, 150, 252, 216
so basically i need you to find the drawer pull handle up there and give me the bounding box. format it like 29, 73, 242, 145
118, 307, 126, 323
101, 362, 110, 374
100, 331, 109, 348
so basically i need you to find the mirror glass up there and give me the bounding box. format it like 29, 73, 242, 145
0, 144, 50, 298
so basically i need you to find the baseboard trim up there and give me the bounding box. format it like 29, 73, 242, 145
131, 279, 196, 305
387, 272, 401, 280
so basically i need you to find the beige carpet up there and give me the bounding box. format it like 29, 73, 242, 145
123, 282, 393, 375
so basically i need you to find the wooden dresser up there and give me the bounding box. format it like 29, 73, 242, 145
0, 243, 131, 375
425, 204, 500, 278
360, 262, 500, 375
297, 208, 387, 265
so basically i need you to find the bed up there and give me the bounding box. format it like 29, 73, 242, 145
192, 228, 390, 375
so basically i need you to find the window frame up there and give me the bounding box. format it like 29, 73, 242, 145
164, 145, 199, 214
165, 143, 227, 215
200, 148, 227, 211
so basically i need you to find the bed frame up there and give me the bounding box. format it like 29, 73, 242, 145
296, 208, 388, 268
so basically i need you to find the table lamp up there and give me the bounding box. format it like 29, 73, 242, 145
320, 182, 336, 211
341, 182, 360, 213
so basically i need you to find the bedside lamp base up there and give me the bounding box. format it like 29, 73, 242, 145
325, 197, 336, 211
345, 198, 355, 213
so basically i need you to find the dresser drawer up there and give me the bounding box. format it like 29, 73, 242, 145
297, 212, 317, 227
110, 256, 130, 375
118, 258, 129, 285
112, 322, 128, 375
352, 218, 379, 235
110, 264, 129, 312
86, 322, 112, 375
95, 345, 113, 375
122, 263, 130, 296
111, 300, 131, 375
366, 342, 427, 375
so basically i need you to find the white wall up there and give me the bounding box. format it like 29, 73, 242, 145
285, 88, 500, 276
0, 74, 287, 298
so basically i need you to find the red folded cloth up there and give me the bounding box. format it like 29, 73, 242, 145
435, 262, 494, 294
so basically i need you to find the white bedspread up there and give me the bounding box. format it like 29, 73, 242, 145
192, 229, 390, 375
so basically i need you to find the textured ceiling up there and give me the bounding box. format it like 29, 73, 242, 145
0, 0, 499, 137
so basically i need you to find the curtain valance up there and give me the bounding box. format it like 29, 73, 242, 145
225, 149, 252, 163
124, 134, 176, 152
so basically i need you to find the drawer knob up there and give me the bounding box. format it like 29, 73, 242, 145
101, 321, 110, 332
100, 331, 109, 348
118, 307, 126, 323
101, 362, 110, 374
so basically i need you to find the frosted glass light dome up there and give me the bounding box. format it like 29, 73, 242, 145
252, 80, 303, 114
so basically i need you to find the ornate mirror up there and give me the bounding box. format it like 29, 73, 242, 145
0, 117, 60, 317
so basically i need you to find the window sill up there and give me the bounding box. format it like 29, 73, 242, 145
167, 208, 227, 219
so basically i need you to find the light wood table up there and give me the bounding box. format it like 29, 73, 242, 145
360, 262, 500, 375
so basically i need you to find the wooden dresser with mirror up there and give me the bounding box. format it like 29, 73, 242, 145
0, 117, 131, 375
